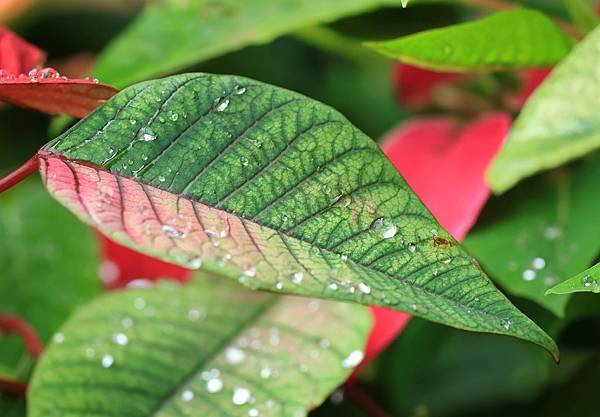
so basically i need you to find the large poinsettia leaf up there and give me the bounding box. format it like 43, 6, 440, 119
0, 68, 117, 118
0, 25, 44, 74
28, 273, 372, 417
37, 73, 557, 357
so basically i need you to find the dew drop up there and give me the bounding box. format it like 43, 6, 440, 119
158, 175, 166, 183
112, 333, 128, 346
371, 217, 397, 239
248, 408, 259, 417
260, 367, 272, 379
291, 271, 304, 284
240, 156, 250, 167
582, 275, 594, 287
543, 225, 561, 240
358, 282, 371, 294
342, 350, 364, 368
217, 98, 230, 112
189, 257, 203, 269
162, 225, 182, 237
101, 354, 114, 368
500, 319, 512, 330
182, 389, 194, 402
138, 127, 156, 142
327, 282, 338, 291
225, 347, 246, 364
232, 387, 251, 405
133, 297, 146, 310
234, 85, 247, 95
53, 333, 65, 344
276, 282, 284, 290
522, 269, 536, 281
532, 257, 546, 270
206, 378, 223, 393
408, 243, 417, 253
168, 111, 179, 121
188, 308, 206, 321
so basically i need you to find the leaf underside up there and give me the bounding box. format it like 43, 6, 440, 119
488, 25, 600, 193
365, 9, 573, 72
40, 73, 557, 357
29, 273, 372, 416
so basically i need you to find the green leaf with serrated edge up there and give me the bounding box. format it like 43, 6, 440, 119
28, 273, 372, 417
488, 25, 600, 193
92, 0, 404, 88
464, 155, 600, 316
38, 73, 557, 358
547, 263, 600, 295
364, 9, 573, 72
0, 179, 100, 376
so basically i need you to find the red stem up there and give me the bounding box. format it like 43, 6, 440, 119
0, 378, 27, 396
345, 383, 394, 417
0, 155, 39, 194
0, 314, 43, 358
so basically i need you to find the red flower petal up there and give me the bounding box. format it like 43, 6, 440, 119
0, 25, 44, 74
0, 67, 117, 118
98, 235, 192, 290
392, 63, 462, 108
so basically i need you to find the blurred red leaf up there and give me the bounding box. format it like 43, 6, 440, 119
0, 67, 117, 118
0, 25, 44, 74
392, 63, 462, 109
504, 68, 551, 110
98, 235, 192, 290
363, 113, 510, 362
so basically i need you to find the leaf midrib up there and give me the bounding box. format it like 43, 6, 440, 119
146, 292, 279, 417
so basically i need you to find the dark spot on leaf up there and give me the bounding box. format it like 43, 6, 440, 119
432, 236, 451, 249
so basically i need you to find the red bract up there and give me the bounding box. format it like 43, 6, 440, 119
363, 113, 510, 362
392, 63, 462, 108
0, 25, 117, 118
0, 25, 44, 74
0, 67, 117, 118
98, 235, 192, 290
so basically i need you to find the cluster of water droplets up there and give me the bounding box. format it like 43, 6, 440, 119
0, 67, 99, 83
582, 275, 600, 292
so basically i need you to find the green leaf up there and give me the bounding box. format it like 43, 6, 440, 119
564, 0, 599, 33
547, 262, 600, 294
364, 9, 573, 72
93, 0, 403, 88
0, 178, 100, 376
28, 273, 371, 417
39, 73, 557, 357
464, 155, 600, 316
488, 25, 600, 193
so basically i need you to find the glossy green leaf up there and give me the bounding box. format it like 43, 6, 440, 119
93, 0, 403, 88
39, 73, 556, 357
364, 9, 573, 72
28, 273, 371, 417
0, 178, 100, 377
488, 25, 600, 193
465, 155, 600, 316
547, 262, 600, 295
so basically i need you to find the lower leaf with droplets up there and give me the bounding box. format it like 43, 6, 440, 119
28, 272, 372, 417
38, 73, 557, 359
